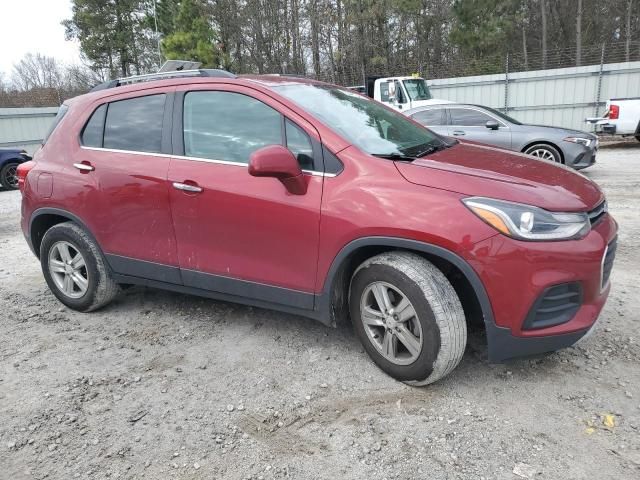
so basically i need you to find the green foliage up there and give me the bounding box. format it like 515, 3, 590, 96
161, 0, 219, 67
450, 0, 519, 71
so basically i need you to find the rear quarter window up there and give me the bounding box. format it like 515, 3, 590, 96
42, 105, 69, 145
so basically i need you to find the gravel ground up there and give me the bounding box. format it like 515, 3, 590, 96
1, 145, 639, 480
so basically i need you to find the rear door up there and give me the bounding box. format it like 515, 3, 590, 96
167, 84, 324, 308
72, 89, 180, 283
447, 107, 512, 149
409, 107, 449, 137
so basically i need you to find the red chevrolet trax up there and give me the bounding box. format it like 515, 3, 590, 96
18, 70, 617, 385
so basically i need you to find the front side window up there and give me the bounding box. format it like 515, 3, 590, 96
285, 119, 314, 170
184, 91, 282, 164
103, 94, 165, 153
275, 84, 444, 157
449, 108, 494, 127
412, 109, 445, 126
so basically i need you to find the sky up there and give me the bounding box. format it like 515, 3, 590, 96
0, 0, 80, 78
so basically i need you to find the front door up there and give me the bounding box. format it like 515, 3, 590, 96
447, 107, 512, 149
168, 85, 323, 309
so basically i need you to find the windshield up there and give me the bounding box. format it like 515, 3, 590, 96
274, 84, 443, 156
480, 105, 523, 125
402, 79, 432, 101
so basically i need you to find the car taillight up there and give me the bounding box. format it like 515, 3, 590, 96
608, 104, 619, 120
16, 161, 35, 193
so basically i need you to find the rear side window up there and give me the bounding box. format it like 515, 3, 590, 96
81, 104, 107, 147
42, 104, 69, 145
103, 94, 165, 153
412, 109, 445, 126
449, 108, 493, 126
183, 91, 282, 164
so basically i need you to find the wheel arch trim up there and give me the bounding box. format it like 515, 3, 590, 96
29, 207, 102, 259
320, 236, 495, 325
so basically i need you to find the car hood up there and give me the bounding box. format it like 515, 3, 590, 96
517, 124, 597, 139
395, 142, 603, 211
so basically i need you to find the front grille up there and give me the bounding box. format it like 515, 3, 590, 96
588, 200, 607, 226
602, 236, 617, 289
523, 283, 582, 330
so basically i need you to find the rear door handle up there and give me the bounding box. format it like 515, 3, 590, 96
452, 130, 466, 136
73, 162, 95, 172
172, 182, 203, 193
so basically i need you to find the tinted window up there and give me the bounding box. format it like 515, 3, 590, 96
412, 109, 445, 126
285, 120, 314, 170
184, 91, 282, 163
103, 94, 165, 153
42, 104, 69, 145
81, 104, 107, 147
449, 108, 493, 126
394, 81, 407, 103
275, 84, 443, 157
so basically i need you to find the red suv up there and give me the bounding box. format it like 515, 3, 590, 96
18, 70, 617, 385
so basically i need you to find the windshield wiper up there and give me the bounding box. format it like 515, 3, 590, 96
371, 153, 416, 161
414, 143, 452, 158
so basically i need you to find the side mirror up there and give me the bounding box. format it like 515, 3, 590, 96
486, 120, 499, 130
248, 145, 307, 195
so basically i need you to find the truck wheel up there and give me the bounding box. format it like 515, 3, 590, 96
524, 144, 562, 163
40, 222, 120, 312
0, 161, 20, 190
349, 252, 467, 386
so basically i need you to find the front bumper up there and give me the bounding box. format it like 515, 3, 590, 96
467, 213, 617, 362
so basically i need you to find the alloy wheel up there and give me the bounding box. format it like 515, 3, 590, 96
360, 281, 423, 365
48, 241, 89, 299
3, 164, 18, 188
527, 147, 559, 163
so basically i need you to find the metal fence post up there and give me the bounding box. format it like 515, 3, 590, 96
594, 43, 606, 118
504, 53, 510, 113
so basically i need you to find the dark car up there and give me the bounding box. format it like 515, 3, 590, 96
17, 70, 617, 385
0, 148, 31, 190
405, 103, 598, 170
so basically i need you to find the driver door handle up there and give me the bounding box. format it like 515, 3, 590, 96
452, 130, 466, 136
173, 182, 203, 193
73, 162, 95, 172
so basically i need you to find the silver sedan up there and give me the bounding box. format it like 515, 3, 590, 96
405, 104, 598, 170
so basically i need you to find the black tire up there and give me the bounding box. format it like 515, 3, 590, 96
523, 143, 562, 164
40, 222, 120, 312
635, 135, 640, 143
349, 252, 467, 386
0, 161, 20, 190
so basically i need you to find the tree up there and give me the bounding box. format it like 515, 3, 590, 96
63, 0, 156, 78
11, 53, 64, 91
450, 0, 518, 73
161, 0, 219, 67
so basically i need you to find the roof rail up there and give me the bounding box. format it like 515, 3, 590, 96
90, 69, 237, 93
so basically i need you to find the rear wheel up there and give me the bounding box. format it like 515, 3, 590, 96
0, 161, 20, 190
349, 252, 467, 386
40, 222, 120, 312
524, 144, 562, 164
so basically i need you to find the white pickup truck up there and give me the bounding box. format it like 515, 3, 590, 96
350, 75, 450, 112
586, 97, 640, 141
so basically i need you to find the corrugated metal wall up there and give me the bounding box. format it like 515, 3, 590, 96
429, 61, 640, 131
0, 107, 59, 154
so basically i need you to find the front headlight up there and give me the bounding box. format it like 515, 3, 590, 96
564, 136, 592, 147
463, 197, 590, 241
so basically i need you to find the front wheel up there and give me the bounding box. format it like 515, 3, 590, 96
0, 161, 20, 190
40, 222, 120, 312
524, 144, 562, 163
349, 252, 467, 386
